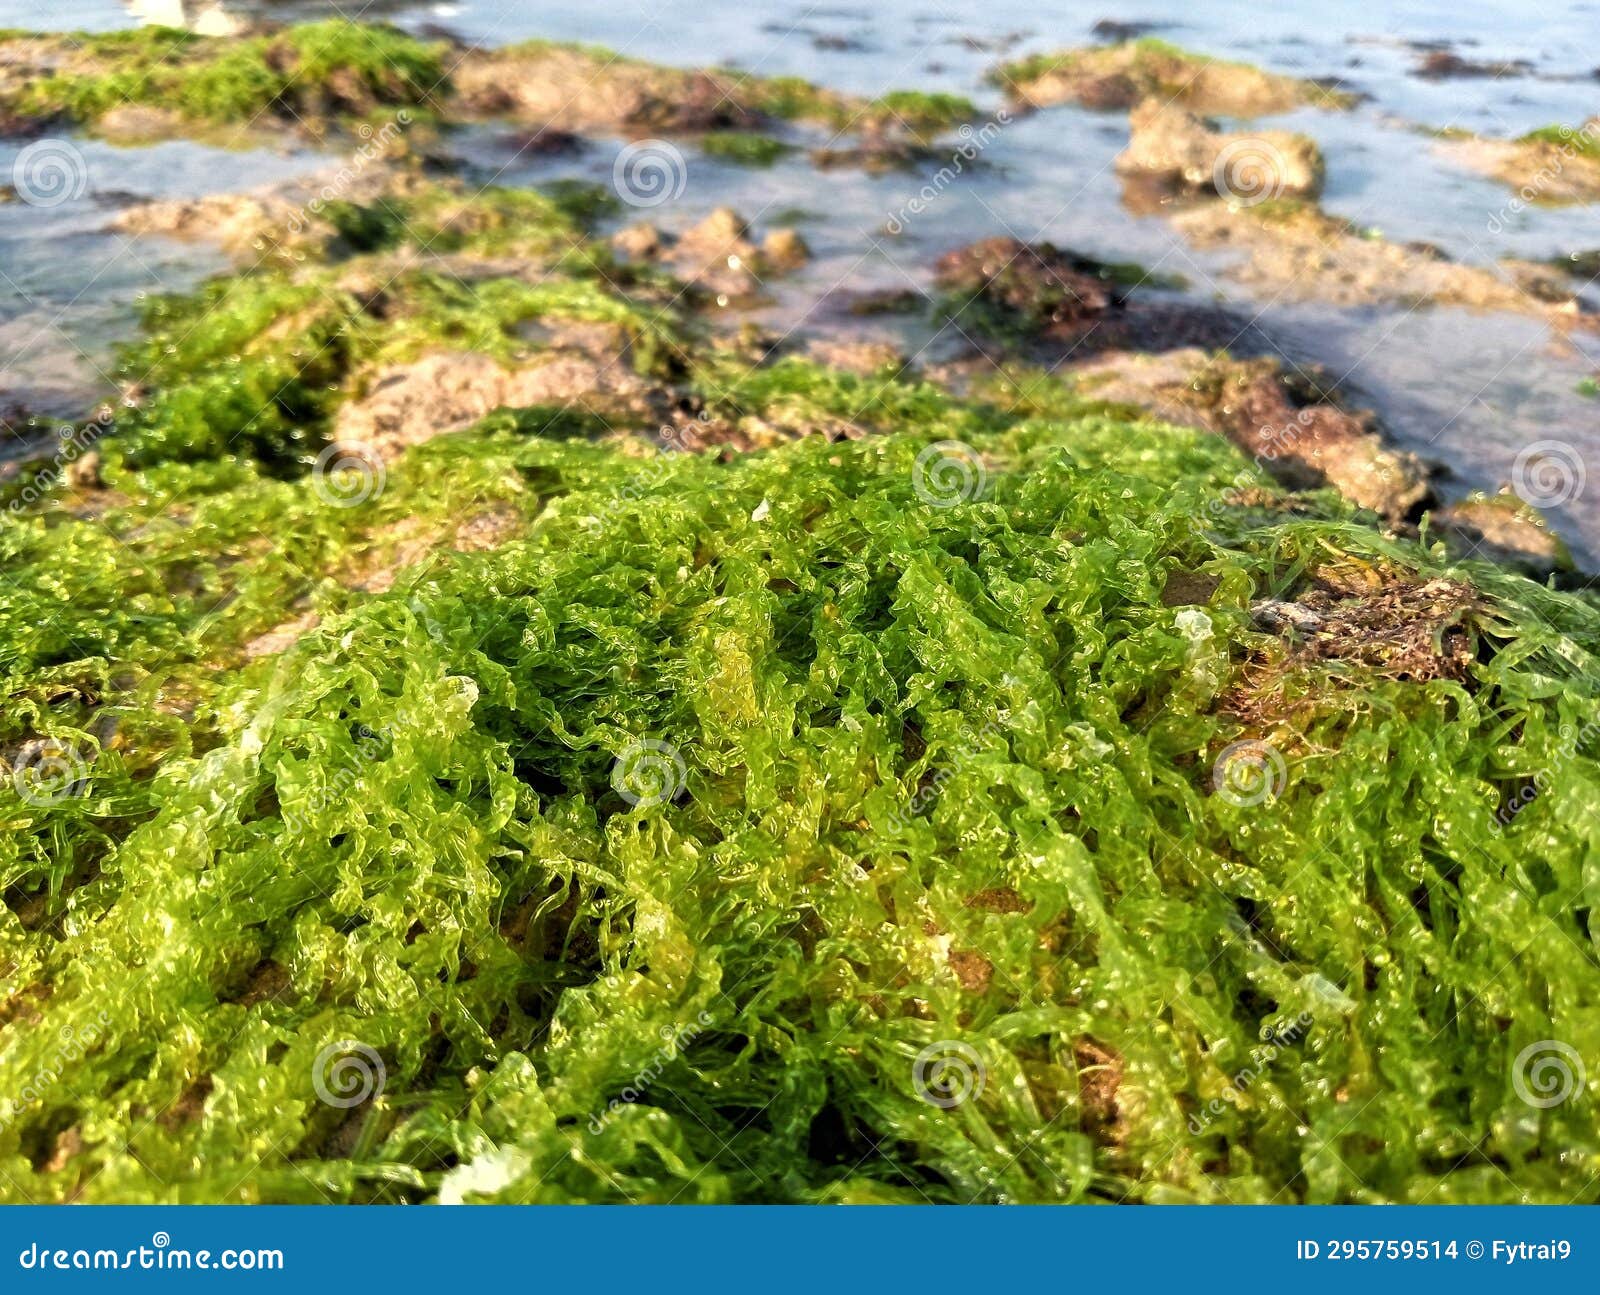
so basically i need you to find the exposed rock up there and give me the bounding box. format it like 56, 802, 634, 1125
1116, 98, 1323, 202
1091, 19, 1163, 42
1072, 347, 1434, 518
243, 610, 321, 661
809, 138, 942, 174
801, 337, 907, 376
1431, 494, 1573, 579
657, 207, 809, 297
333, 343, 649, 460
611, 222, 663, 263
1413, 50, 1533, 80
1170, 200, 1589, 318
1229, 568, 1479, 705
452, 46, 767, 132
934, 236, 1117, 337
64, 449, 101, 491
761, 227, 811, 272
1444, 123, 1600, 206
992, 41, 1357, 116
92, 104, 191, 143
112, 192, 300, 257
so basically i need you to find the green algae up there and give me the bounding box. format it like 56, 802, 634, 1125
4, 332, 1600, 1201
701, 131, 795, 166
92, 181, 684, 472
990, 37, 1359, 113
7, 21, 447, 130
1520, 124, 1600, 159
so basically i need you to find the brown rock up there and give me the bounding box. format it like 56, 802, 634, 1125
934, 236, 1116, 337
333, 345, 647, 460
1117, 98, 1323, 202
1432, 494, 1573, 579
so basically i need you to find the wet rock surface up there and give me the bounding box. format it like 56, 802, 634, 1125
1445, 123, 1600, 206
1116, 98, 1324, 202
1071, 347, 1434, 518
933, 236, 1119, 338
1432, 494, 1574, 579
1170, 201, 1590, 317
991, 40, 1356, 116
333, 331, 653, 461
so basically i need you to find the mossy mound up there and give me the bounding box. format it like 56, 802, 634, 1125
0, 21, 974, 143
4, 300, 1600, 1199
2, 21, 446, 132
990, 38, 1359, 116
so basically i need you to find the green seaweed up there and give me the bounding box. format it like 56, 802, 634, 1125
7, 20, 447, 128
700, 131, 794, 166
4, 342, 1600, 1203
1520, 124, 1600, 159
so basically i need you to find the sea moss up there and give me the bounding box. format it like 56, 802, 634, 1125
1520, 123, 1600, 159
991, 37, 1358, 115
700, 131, 794, 166
4, 20, 447, 130
3, 347, 1600, 1202
90, 181, 684, 471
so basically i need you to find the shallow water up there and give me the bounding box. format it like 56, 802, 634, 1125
2, 0, 1597, 555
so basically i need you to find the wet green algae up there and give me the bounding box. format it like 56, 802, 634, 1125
0, 21, 973, 140
5, 197, 1600, 1202
3, 22, 446, 130
2, 46, 1600, 1204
